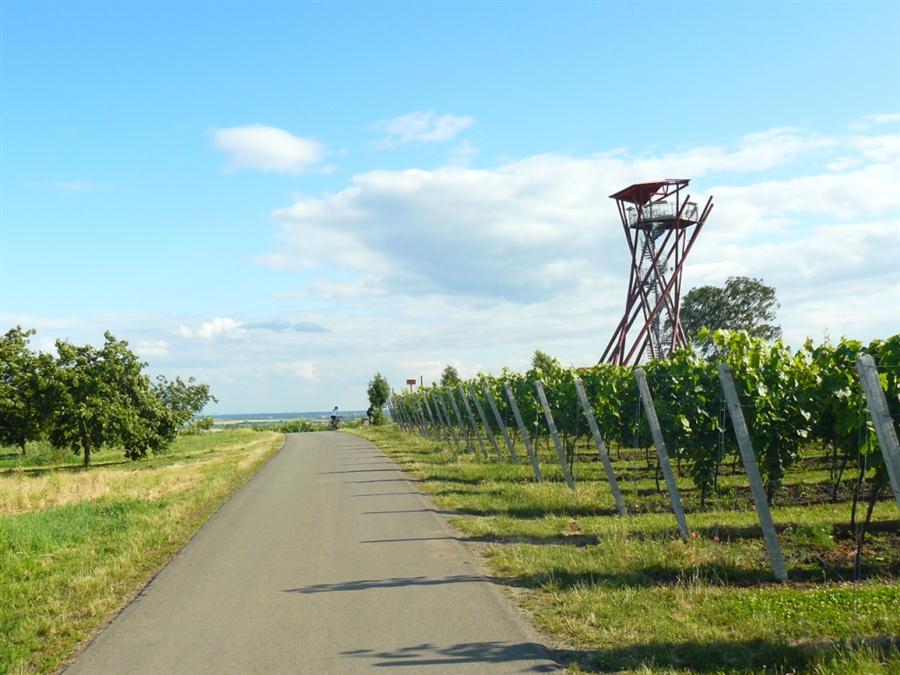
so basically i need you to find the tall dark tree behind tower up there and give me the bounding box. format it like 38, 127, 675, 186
680, 276, 780, 353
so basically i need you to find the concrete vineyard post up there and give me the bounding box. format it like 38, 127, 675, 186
458, 383, 487, 460
430, 396, 447, 443
856, 354, 900, 510
534, 380, 576, 489
504, 382, 543, 482
422, 395, 444, 446
634, 368, 690, 539
394, 400, 411, 431
447, 390, 475, 455
573, 376, 627, 515
399, 400, 414, 432
467, 384, 503, 460
718, 364, 789, 582
386, 400, 396, 427
420, 397, 435, 434
434, 394, 462, 453
414, 403, 429, 438
483, 382, 518, 463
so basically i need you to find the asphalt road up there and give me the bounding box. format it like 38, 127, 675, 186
66, 432, 558, 673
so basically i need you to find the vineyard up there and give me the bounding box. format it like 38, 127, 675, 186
365, 330, 900, 670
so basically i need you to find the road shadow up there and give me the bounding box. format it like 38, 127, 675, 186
284, 574, 484, 594
361, 508, 458, 517
320, 468, 402, 474
346, 478, 416, 484
360, 536, 454, 544
351, 492, 421, 497
340, 641, 558, 671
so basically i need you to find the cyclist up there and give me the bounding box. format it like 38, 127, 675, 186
329, 406, 340, 430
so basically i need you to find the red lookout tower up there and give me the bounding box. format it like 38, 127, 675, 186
600, 179, 713, 366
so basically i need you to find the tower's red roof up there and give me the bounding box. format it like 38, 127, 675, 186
609, 179, 689, 205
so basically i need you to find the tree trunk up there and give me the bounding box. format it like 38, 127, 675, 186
82, 437, 92, 466
18, 440, 26, 456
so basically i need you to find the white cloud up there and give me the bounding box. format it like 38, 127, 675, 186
135, 340, 170, 359
273, 360, 318, 381
448, 139, 479, 166
848, 133, 900, 162
851, 113, 900, 131
212, 125, 323, 173
263, 123, 900, 360
371, 110, 474, 149
174, 317, 245, 341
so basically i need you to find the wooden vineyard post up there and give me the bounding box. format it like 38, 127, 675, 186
534, 380, 576, 490
433, 394, 461, 453
856, 354, 900, 510
504, 383, 543, 481
573, 376, 627, 515
483, 382, 518, 463
718, 364, 788, 582
467, 384, 503, 460
458, 383, 487, 460
447, 390, 475, 455
634, 368, 690, 539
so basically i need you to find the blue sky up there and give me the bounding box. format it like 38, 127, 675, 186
2, 1, 899, 413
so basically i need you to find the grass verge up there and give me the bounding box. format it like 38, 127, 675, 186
0, 429, 283, 674
350, 425, 899, 674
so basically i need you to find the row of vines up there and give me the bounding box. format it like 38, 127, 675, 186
389, 330, 899, 573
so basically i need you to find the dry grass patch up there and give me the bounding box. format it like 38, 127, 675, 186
0, 436, 277, 516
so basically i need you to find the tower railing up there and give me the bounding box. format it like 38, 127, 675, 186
626, 201, 699, 226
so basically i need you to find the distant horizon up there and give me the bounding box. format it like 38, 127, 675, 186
210, 409, 369, 420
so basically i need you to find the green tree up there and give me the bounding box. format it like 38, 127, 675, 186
367, 372, 390, 424
440, 365, 460, 387
49, 332, 178, 465
0, 326, 56, 455
154, 375, 217, 426
680, 276, 780, 354
531, 349, 560, 373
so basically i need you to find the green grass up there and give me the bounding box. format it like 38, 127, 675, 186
0, 429, 283, 674
350, 425, 899, 673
